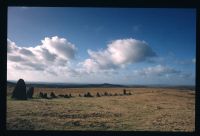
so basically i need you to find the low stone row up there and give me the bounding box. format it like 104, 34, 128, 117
11, 79, 132, 100
79, 91, 132, 98
38, 90, 132, 99
39, 92, 73, 99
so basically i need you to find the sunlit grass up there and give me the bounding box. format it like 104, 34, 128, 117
7, 87, 195, 131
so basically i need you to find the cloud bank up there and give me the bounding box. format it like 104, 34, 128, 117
7, 36, 194, 84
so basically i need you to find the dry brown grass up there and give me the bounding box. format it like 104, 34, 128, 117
7, 87, 195, 131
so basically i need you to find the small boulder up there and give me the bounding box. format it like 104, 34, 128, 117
64, 94, 69, 98
39, 92, 44, 98
27, 87, 34, 98
43, 93, 48, 99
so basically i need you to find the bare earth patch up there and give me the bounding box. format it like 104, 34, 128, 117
7, 87, 195, 131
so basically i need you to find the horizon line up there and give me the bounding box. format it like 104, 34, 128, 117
7, 80, 195, 87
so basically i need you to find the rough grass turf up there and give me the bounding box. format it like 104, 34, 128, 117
7, 87, 195, 131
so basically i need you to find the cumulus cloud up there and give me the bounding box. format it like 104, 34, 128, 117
133, 65, 181, 77
80, 59, 100, 73
8, 55, 27, 62
19, 48, 35, 56
41, 36, 76, 60
7, 39, 19, 53
21, 62, 46, 71
7, 36, 77, 75
82, 38, 156, 72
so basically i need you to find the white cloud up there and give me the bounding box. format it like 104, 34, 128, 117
7, 39, 19, 53
19, 48, 35, 56
133, 65, 181, 77
7, 36, 77, 78
8, 55, 26, 62
7, 37, 194, 85
82, 38, 156, 72
40, 36, 76, 60
80, 59, 100, 73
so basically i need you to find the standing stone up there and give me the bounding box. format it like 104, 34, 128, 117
50, 92, 56, 98
12, 79, 27, 100
123, 89, 127, 95
39, 92, 44, 98
27, 87, 34, 98
43, 93, 48, 99
109, 93, 112, 96
58, 94, 64, 97
64, 94, 69, 98
69, 93, 72, 97
104, 92, 108, 96
85, 92, 93, 97
96, 92, 101, 97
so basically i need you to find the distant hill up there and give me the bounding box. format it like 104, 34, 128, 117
7, 81, 195, 90
7, 81, 16, 87
7, 81, 126, 88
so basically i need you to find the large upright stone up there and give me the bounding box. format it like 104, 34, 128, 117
27, 87, 34, 98
12, 79, 27, 100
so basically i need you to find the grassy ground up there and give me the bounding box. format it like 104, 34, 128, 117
7, 87, 195, 131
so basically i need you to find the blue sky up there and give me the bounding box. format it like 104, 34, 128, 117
7, 7, 196, 85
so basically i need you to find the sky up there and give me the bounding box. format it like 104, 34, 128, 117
7, 7, 196, 85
